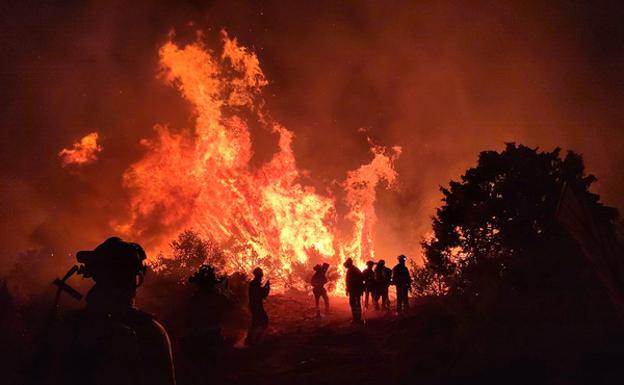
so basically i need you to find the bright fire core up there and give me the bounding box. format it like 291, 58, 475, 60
117, 31, 401, 292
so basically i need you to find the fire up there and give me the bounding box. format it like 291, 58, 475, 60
58, 132, 102, 167
119, 31, 400, 292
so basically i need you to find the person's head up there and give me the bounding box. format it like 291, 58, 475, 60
77, 237, 147, 294
343, 258, 353, 268
366, 260, 375, 268
189, 264, 217, 287
313, 264, 322, 272
252, 267, 263, 280
377, 259, 385, 268
397, 254, 407, 264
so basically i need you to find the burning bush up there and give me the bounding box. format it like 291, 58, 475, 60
153, 230, 226, 281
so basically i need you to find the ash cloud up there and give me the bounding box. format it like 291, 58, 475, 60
1, 0, 623, 278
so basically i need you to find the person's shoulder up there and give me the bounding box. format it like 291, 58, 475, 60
126, 309, 173, 348
127, 308, 157, 323
124, 310, 175, 385
147, 317, 170, 340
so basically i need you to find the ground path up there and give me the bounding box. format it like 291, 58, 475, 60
177, 293, 413, 385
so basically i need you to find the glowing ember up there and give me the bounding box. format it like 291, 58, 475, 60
58, 132, 102, 167
118, 31, 400, 292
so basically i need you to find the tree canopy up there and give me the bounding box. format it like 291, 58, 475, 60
421, 143, 618, 298
155, 230, 226, 281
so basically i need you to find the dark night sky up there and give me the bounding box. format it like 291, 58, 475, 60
1, 1, 623, 272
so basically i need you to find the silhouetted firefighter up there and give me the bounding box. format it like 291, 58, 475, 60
245, 267, 270, 345
184, 264, 234, 355
311, 263, 330, 317
375, 259, 392, 311
392, 254, 412, 313
45, 237, 176, 385
362, 260, 376, 309
344, 258, 365, 324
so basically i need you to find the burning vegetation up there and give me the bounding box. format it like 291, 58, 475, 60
58, 132, 102, 167
113, 31, 400, 292
3, 3, 624, 385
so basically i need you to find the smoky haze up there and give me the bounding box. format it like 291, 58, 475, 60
1, 1, 623, 276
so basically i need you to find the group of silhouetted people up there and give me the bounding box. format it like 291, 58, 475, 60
342, 255, 412, 323
40, 237, 270, 385
42, 237, 413, 384
307, 255, 412, 324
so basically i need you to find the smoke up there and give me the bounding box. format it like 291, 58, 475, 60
1, 1, 623, 279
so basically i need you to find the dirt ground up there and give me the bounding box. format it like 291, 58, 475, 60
7, 287, 623, 385
176, 293, 409, 385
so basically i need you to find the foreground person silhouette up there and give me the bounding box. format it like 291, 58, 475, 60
344, 258, 364, 324
245, 267, 270, 345
55, 237, 176, 385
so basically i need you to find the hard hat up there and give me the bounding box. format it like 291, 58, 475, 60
76, 237, 147, 280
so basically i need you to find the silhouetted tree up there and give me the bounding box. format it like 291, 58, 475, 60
422, 143, 618, 298
155, 230, 226, 280
410, 262, 447, 297
142, 230, 227, 323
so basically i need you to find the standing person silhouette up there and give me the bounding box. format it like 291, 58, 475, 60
185, 264, 234, 354
344, 258, 364, 324
311, 263, 330, 317
245, 267, 270, 345
362, 261, 376, 309
375, 259, 392, 311
392, 255, 412, 314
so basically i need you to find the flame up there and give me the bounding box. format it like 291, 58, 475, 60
58, 132, 102, 167
119, 31, 400, 292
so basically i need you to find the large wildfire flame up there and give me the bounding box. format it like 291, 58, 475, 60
116, 31, 400, 292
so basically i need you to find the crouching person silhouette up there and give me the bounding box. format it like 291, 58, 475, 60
52, 237, 176, 385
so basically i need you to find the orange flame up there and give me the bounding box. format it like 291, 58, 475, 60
58, 132, 102, 167
119, 31, 400, 292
